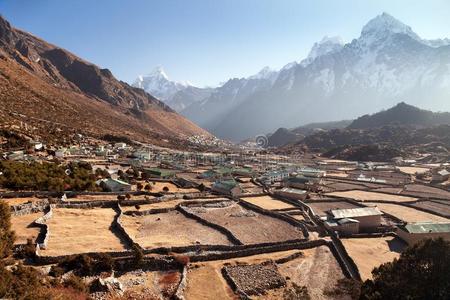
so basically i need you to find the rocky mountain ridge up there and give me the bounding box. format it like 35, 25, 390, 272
0, 15, 209, 146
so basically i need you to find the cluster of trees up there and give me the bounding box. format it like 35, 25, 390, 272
0, 129, 29, 150
360, 238, 450, 299
325, 238, 450, 299
0, 161, 97, 192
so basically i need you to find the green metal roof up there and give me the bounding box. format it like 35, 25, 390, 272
213, 180, 238, 191
144, 168, 175, 176
403, 222, 450, 234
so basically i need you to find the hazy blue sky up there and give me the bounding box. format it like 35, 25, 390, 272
1, 0, 449, 86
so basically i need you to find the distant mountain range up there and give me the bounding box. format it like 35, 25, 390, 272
134, 12, 450, 142
0, 16, 208, 146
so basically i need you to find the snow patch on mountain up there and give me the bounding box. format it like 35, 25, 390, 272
133, 66, 191, 102
300, 36, 344, 66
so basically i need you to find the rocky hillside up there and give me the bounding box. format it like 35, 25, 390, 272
267, 128, 303, 147
349, 102, 450, 129
0, 16, 209, 146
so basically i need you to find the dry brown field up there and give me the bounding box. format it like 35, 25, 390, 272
267, 246, 346, 300
43, 208, 126, 256
290, 214, 305, 221
120, 199, 185, 212
326, 172, 349, 178
185, 246, 345, 300
326, 190, 418, 203
121, 211, 233, 248
342, 236, 406, 280
3, 197, 43, 206
10, 212, 42, 244
326, 182, 368, 191
402, 184, 450, 200
366, 202, 449, 223
241, 196, 295, 210
397, 166, 429, 175
186, 202, 304, 244
409, 201, 450, 218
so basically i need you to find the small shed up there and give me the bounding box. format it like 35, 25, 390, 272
97, 178, 132, 192
329, 207, 382, 231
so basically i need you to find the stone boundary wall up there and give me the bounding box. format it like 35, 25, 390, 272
123, 207, 175, 216
173, 266, 188, 300
339, 232, 397, 239
274, 251, 304, 264
143, 238, 309, 256
177, 198, 233, 207
326, 238, 359, 279
238, 199, 309, 238
176, 205, 243, 245
181, 193, 224, 200
56, 200, 116, 209
188, 240, 327, 263
113, 202, 139, 249
11, 200, 49, 216
35, 249, 136, 265
34, 205, 53, 252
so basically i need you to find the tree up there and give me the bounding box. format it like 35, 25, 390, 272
0, 201, 15, 259
162, 186, 169, 192
125, 193, 132, 201
137, 182, 143, 191
361, 238, 450, 300
198, 183, 206, 192
131, 243, 143, 266
144, 184, 152, 191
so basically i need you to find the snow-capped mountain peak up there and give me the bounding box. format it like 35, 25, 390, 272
361, 12, 420, 42
147, 66, 169, 80
248, 66, 278, 83
300, 36, 344, 66
133, 66, 191, 102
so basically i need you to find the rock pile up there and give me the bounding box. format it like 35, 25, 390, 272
223, 261, 286, 295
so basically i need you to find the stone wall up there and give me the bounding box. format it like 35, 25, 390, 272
34, 205, 53, 252
238, 200, 309, 238
11, 200, 49, 216
176, 205, 243, 245
113, 202, 139, 249
173, 266, 188, 300
188, 240, 327, 263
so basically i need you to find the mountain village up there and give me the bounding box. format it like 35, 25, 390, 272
2, 130, 450, 299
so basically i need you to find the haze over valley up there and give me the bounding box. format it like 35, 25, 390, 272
134, 13, 450, 141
